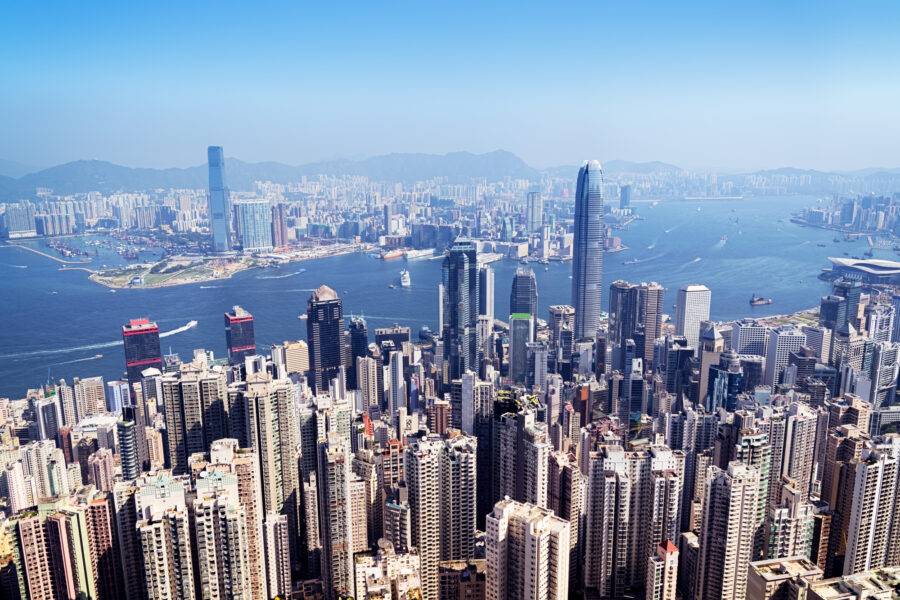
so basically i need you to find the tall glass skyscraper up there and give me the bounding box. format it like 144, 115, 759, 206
236, 199, 273, 252
208, 146, 233, 252
442, 238, 479, 379
307, 285, 345, 393
571, 160, 604, 339
510, 267, 538, 337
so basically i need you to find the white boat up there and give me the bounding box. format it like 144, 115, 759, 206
400, 269, 411, 287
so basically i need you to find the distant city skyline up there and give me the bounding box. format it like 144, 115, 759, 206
1, 2, 899, 172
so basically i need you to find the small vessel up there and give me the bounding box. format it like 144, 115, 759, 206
833, 237, 841, 243
93, 354, 103, 359
298, 314, 308, 321
388, 284, 395, 289
623, 258, 640, 265
109, 289, 116, 293
400, 269, 411, 287
750, 294, 773, 306
721, 235, 727, 241
544, 267, 549, 271
51, 291, 58, 295
864, 250, 874, 257
817, 243, 827, 247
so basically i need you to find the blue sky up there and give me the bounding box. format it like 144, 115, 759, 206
1, 1, 899, 171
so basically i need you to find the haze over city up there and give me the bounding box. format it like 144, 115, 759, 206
4, 4, 900, 600
2, 1, 899, 172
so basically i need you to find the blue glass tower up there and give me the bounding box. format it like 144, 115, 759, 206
571, 160, 604, 338
442, 238, 479, 379
208, 146, 233, 252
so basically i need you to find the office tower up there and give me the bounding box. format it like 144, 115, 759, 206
160, 359, 228, 473
639, 282, 666, 365
347, 317, 369, 389
843, 446, 899, 575
271, 202, 289, 248
510, 267, 538, 322
278, 339, 310, 376
646, 540, 679, 600
819, 295, 848, 331
236, 199, 274, 252
707, 349, 744, 412
224, 305, 256, 365
733, 319, 769, 356
193, 469, 252, 600
406, 436, 442, 600
387, 349, 407, 416
307, 285, 345, 394
832, 278, 862, 329
571, 160, 604, 339
508, 313, 534, 383
208, 146, 233, 252
746, 557, 823, 600
615, 184, 631, 211
765, 326, 806, 388
318, 434, 355, 600
526, 191, 544, 233
548, 305, 575, 350
526, 342, 549, 391
865, 304, 894, 342
486, 498, 570, 600
695, 462, 760, 600
801, 325, 832, 362
869, 341, 900, 407
439, 559, 486, 600
264, 514, 292, 600
608, 280, 639, 350
122, 318, 162, 390
766, 483, 814, 560
478, 264, 495, 322
676, 284, 711, 349
442, 238, 479, 380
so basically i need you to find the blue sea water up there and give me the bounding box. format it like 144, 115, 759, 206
0, 195, 882, 398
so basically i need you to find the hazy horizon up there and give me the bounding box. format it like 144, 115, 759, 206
2, 1, 899, 172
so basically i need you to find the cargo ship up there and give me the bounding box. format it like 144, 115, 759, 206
380, 250, 404, 260
750, 294, 773, 306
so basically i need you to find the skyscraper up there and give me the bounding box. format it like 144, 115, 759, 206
571, 160, 604, 339
236, 199, 274, 252
620, 184, 632, 210
646, 540, 678, 600
122, 318, 162, 390
442, 238, 479, 379
478, 265, 495, 322
318, 433, 354, 600
508, 313, 534, 384
307, 285, 345, 394
208, 146, 233, 253
348, 317, 369, 390
225, 305, 256, 365
676, 284, 711, 349
526, 191, 543, 233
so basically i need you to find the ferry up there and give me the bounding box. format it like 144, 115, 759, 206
750, 294, 773, 306
405, 249, 434, 260
400, 269, 411, 287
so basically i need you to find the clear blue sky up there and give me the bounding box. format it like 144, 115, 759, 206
1, 1, 898, 171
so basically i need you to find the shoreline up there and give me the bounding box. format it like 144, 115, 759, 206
9, 236, 376, 290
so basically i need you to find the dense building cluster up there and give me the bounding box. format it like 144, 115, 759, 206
2, 161, 900, 600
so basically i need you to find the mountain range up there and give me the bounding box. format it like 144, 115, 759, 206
0, 150, 898, 201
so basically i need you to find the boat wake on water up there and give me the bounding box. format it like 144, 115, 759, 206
0, 321, 197, 359
256, 269, 306, 280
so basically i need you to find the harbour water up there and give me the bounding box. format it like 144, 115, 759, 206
0, 195, 884, 398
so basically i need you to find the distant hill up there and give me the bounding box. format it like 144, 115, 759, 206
543, 160, 683, 179
0, 159, 41, 179
0, 150, 540, 200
